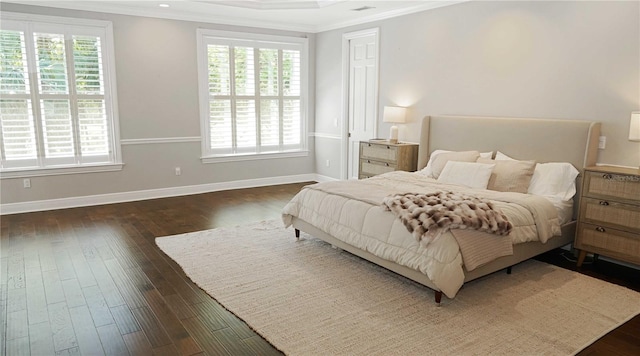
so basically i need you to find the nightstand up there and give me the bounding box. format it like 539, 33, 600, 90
358, 141, 419, 179
575, 166, 640, 267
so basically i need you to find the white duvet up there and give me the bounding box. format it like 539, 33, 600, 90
282, 171, 561, 298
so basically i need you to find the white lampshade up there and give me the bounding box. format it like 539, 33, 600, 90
383, 106, 407, 123
630, 111, 640, 141
383, 106, 406, 144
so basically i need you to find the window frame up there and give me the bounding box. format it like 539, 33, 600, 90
196, 29, 309, 163
0, 12, 122, 179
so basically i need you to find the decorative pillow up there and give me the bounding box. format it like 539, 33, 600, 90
477, 158, 536, 193
429, 151, 481, 179
420, 150, 492, 178
528, 162, 580, 201
493, 152, 579, 201
437, 161, 495, 189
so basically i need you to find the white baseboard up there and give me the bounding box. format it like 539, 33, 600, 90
1, 173, 331, 215
314, 174, 339, 183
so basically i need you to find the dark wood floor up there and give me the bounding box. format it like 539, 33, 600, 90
1, 182, 638, 355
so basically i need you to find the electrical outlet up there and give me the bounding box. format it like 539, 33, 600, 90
23, 178, 31, 188
326, 159, 330, 167
175, 167, 181, 176
598, 136, 606, 149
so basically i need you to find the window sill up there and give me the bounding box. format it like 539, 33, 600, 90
0, 163, 124, 179
201, 151, 309, 164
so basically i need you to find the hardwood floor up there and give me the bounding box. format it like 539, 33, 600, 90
1, 182, 638, 355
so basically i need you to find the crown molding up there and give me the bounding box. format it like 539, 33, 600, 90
3, 1, 468, 34
314, 0, 468, 33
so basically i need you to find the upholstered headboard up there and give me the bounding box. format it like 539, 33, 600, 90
417, 115, 601, 220
417, 115, 601, 172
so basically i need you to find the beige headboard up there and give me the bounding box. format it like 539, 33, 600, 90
417, 115, 601, 171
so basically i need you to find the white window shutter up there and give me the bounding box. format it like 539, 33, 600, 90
1, 14, 120, 173
0, 30, 38, 162
200, 31, 306, 158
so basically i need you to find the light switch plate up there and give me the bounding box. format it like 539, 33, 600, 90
598, 136, 606, 149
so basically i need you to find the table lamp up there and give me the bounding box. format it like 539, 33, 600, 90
630, 111, 640, 171
383, 106, 406, 144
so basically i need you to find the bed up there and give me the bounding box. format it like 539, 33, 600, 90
283, 115, 601, 304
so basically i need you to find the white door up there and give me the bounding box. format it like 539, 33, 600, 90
342, 29, 379, 180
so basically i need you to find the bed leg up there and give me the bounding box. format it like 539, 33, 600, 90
434, 291, 442, 306
295, 229, 300, 240
506, 266, 512, 274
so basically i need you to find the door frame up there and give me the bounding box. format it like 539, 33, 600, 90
340, 27, 380, 180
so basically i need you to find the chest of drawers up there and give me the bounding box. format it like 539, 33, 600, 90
358, 141, 419, 179
575, 166, 640, 267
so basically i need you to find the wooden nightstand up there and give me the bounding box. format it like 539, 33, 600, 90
575, 166, 640, 267
358, 141, 419, 179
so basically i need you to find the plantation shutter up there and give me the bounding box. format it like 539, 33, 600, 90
35, 32, 75, 162
282, 50, 300, 146
208, 44, 232, 152
0, 29, 38, 164
201, 32, 305, 158
259, 48, 279, 148
74, 35, 110, 158
0, 16, 118, 172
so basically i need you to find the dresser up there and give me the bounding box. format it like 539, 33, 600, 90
359, 141, 419, 179
575, 166, 640, 267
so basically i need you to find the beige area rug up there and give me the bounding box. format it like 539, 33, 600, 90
156, 220, 640, 355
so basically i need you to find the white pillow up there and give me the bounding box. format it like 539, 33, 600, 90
495, 151, 515, 161
430, 151, 481, 179
420, 150, 492, 178
528, 162, 580, 201
437, 161, 495, 189
419, 149, 449, 177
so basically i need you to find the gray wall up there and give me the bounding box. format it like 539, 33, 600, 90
0, 3, 316, 205
315, 0, 640, 179
2, 0, 639, 206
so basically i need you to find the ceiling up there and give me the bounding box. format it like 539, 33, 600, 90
5, 0, 467, 33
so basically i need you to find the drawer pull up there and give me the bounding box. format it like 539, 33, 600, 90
595, 226, 606, 233
367, 160, 371, 163
602, 173, 613, 180
598, 201, 609, 206
385, 163, 389, 167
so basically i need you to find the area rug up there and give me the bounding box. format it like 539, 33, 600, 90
156, 220, 640, 355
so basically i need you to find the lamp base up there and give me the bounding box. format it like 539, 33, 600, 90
388, 125, 398, 144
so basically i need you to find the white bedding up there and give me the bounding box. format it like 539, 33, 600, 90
282, 171, 562, 298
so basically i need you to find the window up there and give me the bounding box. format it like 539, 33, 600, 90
0, 13, 121, 177
197, 30, 308, 162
